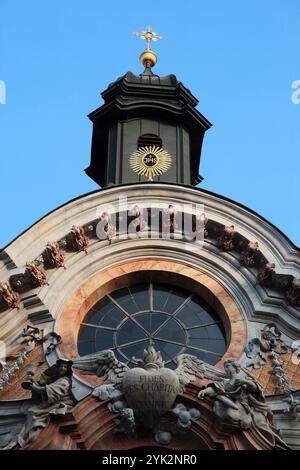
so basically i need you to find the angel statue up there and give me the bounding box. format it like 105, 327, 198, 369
1, 359, 75, 449
73, 346, 206, 433
197, 359, 288, 449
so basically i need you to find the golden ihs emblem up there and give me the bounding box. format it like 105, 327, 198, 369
130, 146, 172, 181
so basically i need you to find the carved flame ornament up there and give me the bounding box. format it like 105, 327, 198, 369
130, 146, 172, 181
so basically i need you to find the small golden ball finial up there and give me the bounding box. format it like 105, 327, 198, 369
133, 26, 164, 69
139, 50, 157, 68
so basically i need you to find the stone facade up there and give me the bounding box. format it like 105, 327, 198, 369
0, 184, 299, 449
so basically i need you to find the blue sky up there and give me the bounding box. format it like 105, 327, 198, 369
0, 0, 299, 248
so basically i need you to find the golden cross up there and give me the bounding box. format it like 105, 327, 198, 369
133, 26, 164, 51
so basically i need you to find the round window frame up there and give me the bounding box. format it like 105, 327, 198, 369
55, 259, 246, 386
77, 281, 228, 367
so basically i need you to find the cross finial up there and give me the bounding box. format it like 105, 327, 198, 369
133, 26, 164, 51
132, 26, 164, 69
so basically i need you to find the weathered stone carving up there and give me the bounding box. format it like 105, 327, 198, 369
286, 278, 300, 308
163, 205, 178, 232
0, 282, 20, 310
217, 225, 236, 251
114, 408, 137, 439
43, 242, 66, 269
197, 359, 288, 448
96, 212, 116, 242
70, 225, 89, 253
25, 261, 49, 287
129, 205, 148, 237
245, 323, 289, 369
154, 403, 201, 445
1, 359, 75, 449
256, 263, 276, 286
0, 327, 62, 395
240, 241, 260, 267
285, 396, 300, 422
0, 350, 27, 392
73, 346, 205, 434
269, 351, 292, 395
43, 332, 62, 356
196, 213, 208, 239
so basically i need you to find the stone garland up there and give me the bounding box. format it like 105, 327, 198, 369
0, 211, 299, 311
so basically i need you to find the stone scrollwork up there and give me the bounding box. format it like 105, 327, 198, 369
197, 359, 288, 449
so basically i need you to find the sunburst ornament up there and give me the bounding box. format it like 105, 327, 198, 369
130, 146, 172, 181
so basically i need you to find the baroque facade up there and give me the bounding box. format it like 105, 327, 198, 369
0, 31, 300, 451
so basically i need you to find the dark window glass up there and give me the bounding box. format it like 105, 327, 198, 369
78, 282, 227, 367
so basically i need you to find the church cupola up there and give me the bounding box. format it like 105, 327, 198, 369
85, 27, 212, 187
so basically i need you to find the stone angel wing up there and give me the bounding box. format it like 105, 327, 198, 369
72, 349, 129, 386
174, 354, 206, 393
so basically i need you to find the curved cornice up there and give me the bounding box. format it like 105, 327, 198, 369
1, 183, 299, 253
0, 183, 299, 347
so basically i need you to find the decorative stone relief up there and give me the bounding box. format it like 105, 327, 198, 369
128, 206, 148, 237
197, 359, 288, 449
245, 323, 289, 369
0, 282, 20, 310
0, 350, 27, 392
286, 279, 300, 308
43, 242, 66, 269
96, 212, 116, 242
240, 241, 260, 267
154, 404, 201, 445
1, 213, 299, 313
0, 326, 62, 393
256, 263, 276, 286
0, 359, 75, 449
73, 346, 205, 436
163, 205, 178, 232
25, 261, 49, 287
70, 225, 89, 253
217, 225, 236, 251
